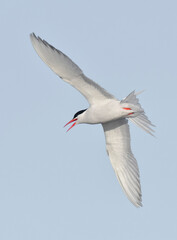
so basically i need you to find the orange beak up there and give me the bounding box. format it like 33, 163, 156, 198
64, 118, 77, 132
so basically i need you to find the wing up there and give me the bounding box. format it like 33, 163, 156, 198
30, 33, 115, 105
102, 119, 142, 207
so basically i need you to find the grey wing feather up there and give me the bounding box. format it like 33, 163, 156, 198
30, 33, 115, 104
102, 119, 142, 207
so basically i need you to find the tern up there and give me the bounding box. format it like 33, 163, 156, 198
30, 33, 154, 207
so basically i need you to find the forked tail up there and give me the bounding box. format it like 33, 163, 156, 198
121, 91, 155, 136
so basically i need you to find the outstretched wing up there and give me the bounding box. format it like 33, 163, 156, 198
102, 119, 142, 207
30, 33, 115, 105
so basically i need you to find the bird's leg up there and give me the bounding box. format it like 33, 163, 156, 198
122, 107, 134, 115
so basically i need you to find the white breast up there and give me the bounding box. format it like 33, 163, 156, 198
79, 100, 124, 124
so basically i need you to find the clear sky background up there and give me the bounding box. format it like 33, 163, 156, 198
1, 0, 177, 239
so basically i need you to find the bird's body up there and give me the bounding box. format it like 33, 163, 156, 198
30, 33, 154, 207
77, 100, 131, 124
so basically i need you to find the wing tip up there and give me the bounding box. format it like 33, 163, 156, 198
134, 200, 143, 208
30, 32, 65, 57
128, 193, 143, 208
30, 32, 37, 42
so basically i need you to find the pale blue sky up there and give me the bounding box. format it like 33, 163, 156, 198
1, 0, 177, 239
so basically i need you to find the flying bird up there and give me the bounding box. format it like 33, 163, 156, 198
30, 33, 154, 207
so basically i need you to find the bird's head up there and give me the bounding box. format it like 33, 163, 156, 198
64, 109, 87, 132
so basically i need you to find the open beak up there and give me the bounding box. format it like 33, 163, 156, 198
64, 118, 77, 132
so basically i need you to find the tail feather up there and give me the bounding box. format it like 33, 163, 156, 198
121, 91, 155, 136
131, 117, 155, 136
